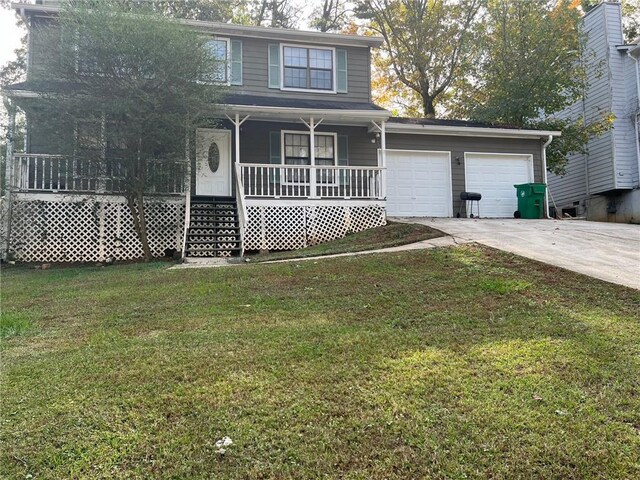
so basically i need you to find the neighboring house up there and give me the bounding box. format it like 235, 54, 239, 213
2, 1, 559, 263
549, 1, 640, 223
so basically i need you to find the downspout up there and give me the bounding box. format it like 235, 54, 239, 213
629, 52, 640, 187
542, 135, 553, 219
2, 96, 17, 260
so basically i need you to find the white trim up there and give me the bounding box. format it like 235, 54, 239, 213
195, 128, 232, 196
11, 3, 384, 48
221, 104, 390, 121
280, 130, 338, 167
280, 43, 337, 94
385, 149, 453, 218
205, 37, 231, 86
2, 89, 41, 98
383, 122, 562, 140
13, 192, 186, 203
281, 129, 338, 190
542, 135, 553, 218
245, 198, 386, 208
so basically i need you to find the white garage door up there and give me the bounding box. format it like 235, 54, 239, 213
386, 150, 452, 217
465, 153, 534, 218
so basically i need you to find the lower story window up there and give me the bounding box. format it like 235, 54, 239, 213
283, 132, 336, 183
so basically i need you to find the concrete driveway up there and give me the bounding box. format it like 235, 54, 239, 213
391, 217, 640, 289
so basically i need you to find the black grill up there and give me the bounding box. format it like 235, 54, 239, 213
458, 191, 482, 218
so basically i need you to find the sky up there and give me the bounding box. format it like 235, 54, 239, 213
0, 7, 24, 68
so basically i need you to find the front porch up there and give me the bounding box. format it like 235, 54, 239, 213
209, 106, 390, 253
3, 106, 391, 261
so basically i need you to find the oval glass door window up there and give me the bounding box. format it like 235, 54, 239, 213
208, 142, 220, 173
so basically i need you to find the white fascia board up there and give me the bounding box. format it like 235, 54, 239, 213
221, 103, 391, 121
185, 21, 383, 48
382, 123, 562, 139
1, 88, 41, 99
628, 44, 640, 58
11, 3, 383, 48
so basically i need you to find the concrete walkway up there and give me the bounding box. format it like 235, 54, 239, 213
393, 217, 640, 289
170, 236, 463, 270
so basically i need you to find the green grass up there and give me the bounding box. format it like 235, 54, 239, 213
0, 311, 33, 339
1, 246, 639, 479
248, 221, 443, 262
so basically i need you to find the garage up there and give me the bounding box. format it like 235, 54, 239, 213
385, 150, 452, 217
464, 153, 534, 218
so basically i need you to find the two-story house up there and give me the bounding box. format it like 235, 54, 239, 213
548, 1, 640, 223
2, 0, 560, 263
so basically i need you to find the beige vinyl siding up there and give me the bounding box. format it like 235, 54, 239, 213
386, 133, 543, 215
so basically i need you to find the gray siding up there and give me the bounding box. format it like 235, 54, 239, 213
549, 2, 640, 209
623, 48, 640, 187
231, 36, 371, 103
386, 134, 543, 214
27, 15, 59, 82
25, 13, 372, 103
236, 121, 377, 166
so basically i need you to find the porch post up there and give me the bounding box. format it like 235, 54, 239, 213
309, 117, 318, 199
380, 120, 386, 200
226, 113, 249, 195
234, 113, 241, 167
2, 97, 17, 260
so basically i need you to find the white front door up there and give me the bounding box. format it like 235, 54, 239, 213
386, 150, 453, 217
196, 128, 232, 197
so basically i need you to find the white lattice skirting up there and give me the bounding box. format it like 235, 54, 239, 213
244, 204, 386, 251
9, 194, 185, 262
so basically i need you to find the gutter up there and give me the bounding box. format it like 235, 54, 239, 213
10, 2, 383, 48
383, 122, 562, 140
542, 135, 554, 219
629, 49, 640, 187
220, 103, 392, 121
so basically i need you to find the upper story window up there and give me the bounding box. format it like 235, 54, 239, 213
282, 45, 334, 92
205, 38, 230, 84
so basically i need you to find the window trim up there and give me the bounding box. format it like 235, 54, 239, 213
280, 130, 338, 185
206, 37, 231, 86
280, 43, 337, 94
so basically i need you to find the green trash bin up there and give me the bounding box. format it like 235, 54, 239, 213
513, 183, 546, 219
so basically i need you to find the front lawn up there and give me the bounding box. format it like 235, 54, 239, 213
248, 221, 443, 262
1, 246, 639, 479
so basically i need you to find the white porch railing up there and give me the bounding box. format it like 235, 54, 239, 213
238, 163, 385, 199
234, 164, 248, 257
13, 154, 187, 194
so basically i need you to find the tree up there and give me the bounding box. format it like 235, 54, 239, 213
94, 0, 241, 22
30, 0, 224, 260
357, 0, 484, 118
241, 0, 299, 28
310, 0, 352, 32
467, 0, 613, 174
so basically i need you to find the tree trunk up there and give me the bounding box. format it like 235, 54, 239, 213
126, 192, 153, 262
422, 95, 436, 119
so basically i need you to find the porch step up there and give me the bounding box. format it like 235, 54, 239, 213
185, 196, 242, 258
